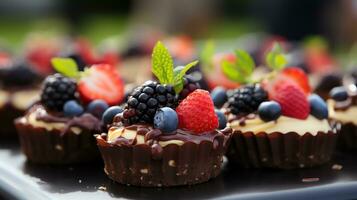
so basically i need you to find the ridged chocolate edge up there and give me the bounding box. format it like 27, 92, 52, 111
226, 130, 337, 169
0, 104, 24, 137
15, 118, 100, 164
334, 121, 357, 151
96, 133, 231, 187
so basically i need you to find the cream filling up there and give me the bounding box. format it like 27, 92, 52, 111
21, 110, 81, 134
0, 90, 9, 108
12, 90, 40, 110
108, 127, 184, 146
229, 115, 331, 136
328, 99, 357, 125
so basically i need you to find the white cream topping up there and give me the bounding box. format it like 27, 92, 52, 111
328, 99, 357, 125
229, 115, 331, 136
12, 90, 40, 110
0, 90, 9, 108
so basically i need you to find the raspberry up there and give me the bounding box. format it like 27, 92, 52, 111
227, 84, 268, 115
270, 83, 310, 119
123, 81, 177, 124
178, 75, 200, 100
176, 89, 218, 133
40, 74, 77, 111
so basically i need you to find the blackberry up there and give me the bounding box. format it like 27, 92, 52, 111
227, 84, 268, 115
40, 74, 77, 111
178, 75, 200, 100
0, 61, 40, 86
123, 80, 177, 124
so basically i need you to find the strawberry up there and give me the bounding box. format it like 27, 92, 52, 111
78, 64, 124, 105
176, 89, 219, 133
269, 83, 310, 119
280, 67, 311, 94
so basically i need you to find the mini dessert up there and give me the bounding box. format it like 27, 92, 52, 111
15, 58, 124, 164
96, 42, 231, 187
213, 45, 337, 169
328, 84, 357, 150
0, 56, 41, 137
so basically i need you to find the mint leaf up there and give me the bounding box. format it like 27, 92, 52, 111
151, 41, 174, 84
220, 49, 255, 84
200, 40, 215, 74
173, 60, 198, 93
265, 43, 287, 71
51, 58, 79, 78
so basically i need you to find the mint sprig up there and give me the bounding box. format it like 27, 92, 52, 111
151, 41, 198, 94
221, 49, 255, 84
265, 43, 287, 71
200, 40, 215, 74
51, 58, 80, 79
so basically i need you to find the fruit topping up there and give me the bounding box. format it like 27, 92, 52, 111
329, 86, 348, 102
63, 100, 84, 117
77, 64, 124, 105
178, 74, 200, 100
227, 84, 268, 115
270, 83, 310, 119
176, 89, 218, 133
258, 101, 281, 122
0, 61, 40, 86
215, 109, 227, 129
102, 106, 123, 126
280, 67, 311, 95
308, 94, 328, 119
211, 87, 228, 108
123, 81, 177, 124
40, 74, 77, 111
87, 99, 109, 118
153, 107, 178, 133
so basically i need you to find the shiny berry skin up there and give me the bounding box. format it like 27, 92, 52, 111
154, 107, 178, 133
309, 94, 328, 119
178, 75, 201, 100
211, 87, 227, 108
215, 109, 227, 129
329, 86, 348, 101
40, 74, 77, 111
258, 101, 282, 122
63, 100, 84, 117
87, 99, 109, 118
102, 106, 123, 125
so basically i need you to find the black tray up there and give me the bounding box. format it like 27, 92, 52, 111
1, 139, 357, 200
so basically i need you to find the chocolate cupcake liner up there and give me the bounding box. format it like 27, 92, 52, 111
15, 119, 100, 164
96, 135, 230, 187
335, 122, 357, 151
226, 131, 337, 169
0, 104, 24, 137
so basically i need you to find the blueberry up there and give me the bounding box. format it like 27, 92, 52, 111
154, 107, 178, 133
87, 99, 109, 118
215, 109, 227, 129
211, 87, 227, 108
309, 94, 328, 119
63, 100, 84, 117
102, 106, 123, 125
329, 86, 348, 101
258, 101, 281, 122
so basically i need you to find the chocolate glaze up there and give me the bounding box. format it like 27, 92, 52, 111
25, 103, 103, 135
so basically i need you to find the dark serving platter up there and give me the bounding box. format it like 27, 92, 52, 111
1, 139, 357, 200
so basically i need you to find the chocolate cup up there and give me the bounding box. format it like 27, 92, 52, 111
15, 119, 100, 164
0, 104, 24, 137
226, 130, 337, 169
96, 133, 231, 187
336, 122, 357, 151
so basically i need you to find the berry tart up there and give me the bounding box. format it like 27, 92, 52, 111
328, 84, 357, 150
0, 55, 41, 137
96, 42, 231, 187
214, 46, 337, 169
15, 58, 124, 164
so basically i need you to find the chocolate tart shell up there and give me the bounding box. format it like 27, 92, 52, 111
335, 122, 357, 151
96, 133, 231, 187
0, 104, 24, 137
226, 130, 337, 169
15, 119, 100, 164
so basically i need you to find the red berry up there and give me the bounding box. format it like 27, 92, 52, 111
270, 83, 310, 119
280, 67, 311, 95
176, 89, 219, 134
78, 64, 124, 106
